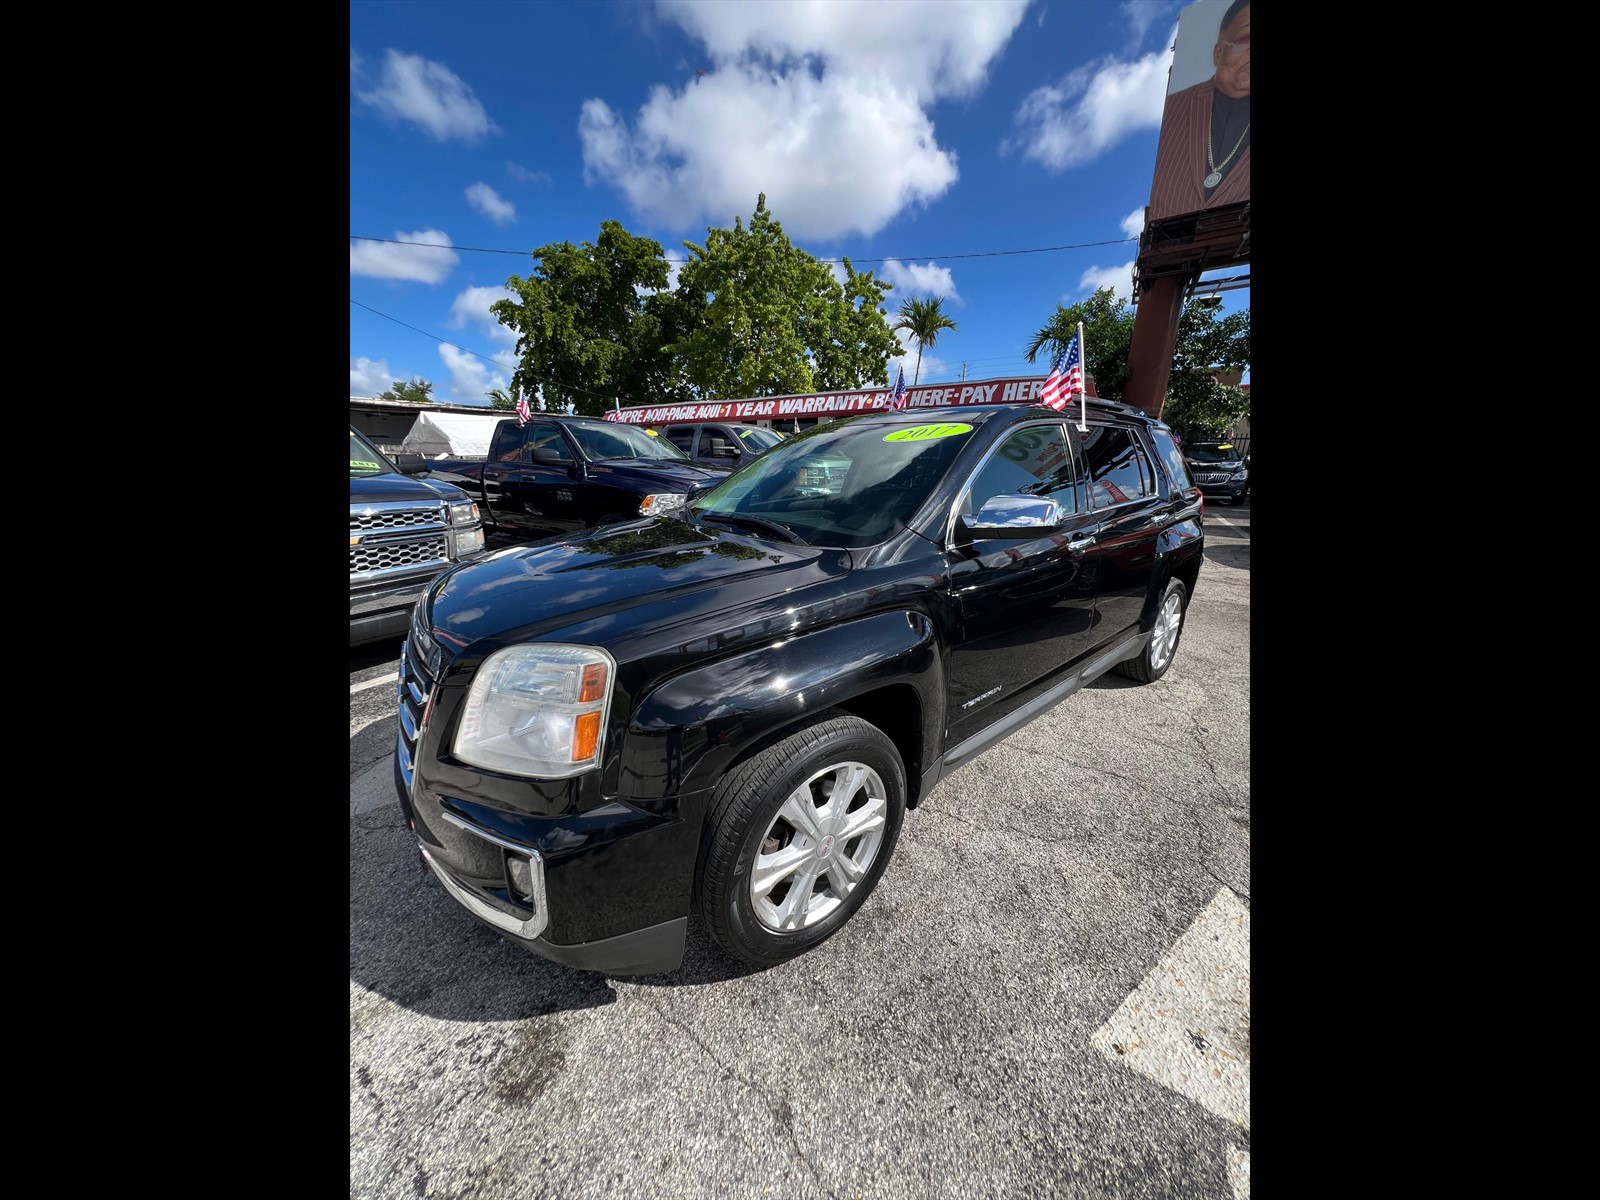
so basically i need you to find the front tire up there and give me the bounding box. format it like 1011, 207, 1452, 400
696, 711, 906, 967
1115, 578, 1188, 684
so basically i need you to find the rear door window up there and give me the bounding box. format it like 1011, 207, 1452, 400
1082, 425, 1154, 508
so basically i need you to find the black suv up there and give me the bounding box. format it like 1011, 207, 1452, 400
394, 401, 1205, 975
656, 421, 784, 470
1181, 440, 1249, 505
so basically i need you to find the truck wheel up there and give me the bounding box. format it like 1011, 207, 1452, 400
696, 711, 905, 967
1114, 578, 1188, 684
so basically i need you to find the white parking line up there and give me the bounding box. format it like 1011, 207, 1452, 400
351, 672, 397, 695
1091, 886, 1251, 1132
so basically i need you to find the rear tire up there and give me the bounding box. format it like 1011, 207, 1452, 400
1114, 578, 1188, 684
696, 711, 906, 967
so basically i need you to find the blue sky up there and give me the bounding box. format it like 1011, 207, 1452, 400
350, 0, 1249, 408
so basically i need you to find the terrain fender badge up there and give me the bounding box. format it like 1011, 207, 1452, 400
961, 685, 1003, 710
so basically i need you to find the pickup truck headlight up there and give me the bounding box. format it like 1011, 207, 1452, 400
447, 500, 480, 525
638, 493, 685, 516
453, 644, 615, 778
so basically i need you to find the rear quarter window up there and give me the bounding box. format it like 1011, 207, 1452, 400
1149, 427, 1194, 493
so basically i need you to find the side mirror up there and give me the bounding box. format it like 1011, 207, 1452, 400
532, 447, 571, 467
969, 493, 1066, 537
393, 452, 428, 475
713, 445, 739, 458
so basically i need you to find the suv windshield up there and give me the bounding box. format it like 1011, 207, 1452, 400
568, 422, 691, 462
350, 427, 393, 478
689, 417, 975, 548
1183, 443, 1241, 464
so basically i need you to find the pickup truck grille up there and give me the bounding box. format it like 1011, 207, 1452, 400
351, 535, 448, 575
395, 615, 438, 791
351, 501, 451, 579
352, 505, 444, 533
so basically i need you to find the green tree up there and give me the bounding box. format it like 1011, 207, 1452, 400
1024, 287, 1136, 401
1161, 302, 1251, 440
1024, 289, 1249, 432
672, 194, 898, 398
893, 296, 958, 386
491, 221, 694, 417
378, 378, 434, 405
485, 387, 517, 410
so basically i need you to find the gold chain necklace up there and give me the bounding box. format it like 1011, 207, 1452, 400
1205, 121, 1250, 189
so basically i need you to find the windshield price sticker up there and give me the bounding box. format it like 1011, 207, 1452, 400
351, 459, 381, 470
884, 423, 972, 443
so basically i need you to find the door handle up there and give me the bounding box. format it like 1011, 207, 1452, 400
1067, 535, 1096, 551
483, 470, 502, 479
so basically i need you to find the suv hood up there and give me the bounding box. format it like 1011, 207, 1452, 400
421, 516, 847, 651
351, 472, 469, 504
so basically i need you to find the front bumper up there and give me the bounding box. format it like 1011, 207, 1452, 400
394, 755, 693, 974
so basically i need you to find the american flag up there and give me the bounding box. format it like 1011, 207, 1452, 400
887, 365, 908, 411
515, 395, 532, 426
1039, 332, 1083, 412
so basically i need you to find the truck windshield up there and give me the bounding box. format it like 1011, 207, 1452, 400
689, 417, 975, 549
735, 427, 783, 451
350, 428, 392, 477
568, 423, 691, 462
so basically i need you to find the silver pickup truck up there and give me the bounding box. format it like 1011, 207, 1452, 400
350, 426, 488, 646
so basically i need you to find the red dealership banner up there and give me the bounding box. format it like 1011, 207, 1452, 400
608, 374, 1096, 426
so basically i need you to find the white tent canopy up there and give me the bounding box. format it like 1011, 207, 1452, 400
398, 412, 509, 458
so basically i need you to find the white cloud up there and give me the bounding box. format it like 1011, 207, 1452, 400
466, 182, 517, 225
350, 356, 394, 397
448, 286, 519, 351
1004, 33, 1174, 172
579, 0, 1029, 239
506, 162, 552, 185
1120, 207, 1146, 239
350, 228, 459, 283
880, 259, 960, 304
1120, 1, 1182, 52
1077, 260, 1135, 303
888, 330, 949, 388
438, 343, 508, 405
353, 49, 497, 143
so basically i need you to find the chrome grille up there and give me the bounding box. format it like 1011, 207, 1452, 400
395, 632, 437, 791
352, 504, 444, 533
350, 535, 448, 575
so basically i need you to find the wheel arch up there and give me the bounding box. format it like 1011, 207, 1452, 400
618, 611, 943, 807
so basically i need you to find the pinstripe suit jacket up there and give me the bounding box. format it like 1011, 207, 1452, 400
1147, 79, 1250, 223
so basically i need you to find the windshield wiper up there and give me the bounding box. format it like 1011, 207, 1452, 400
698, 512, 808, 545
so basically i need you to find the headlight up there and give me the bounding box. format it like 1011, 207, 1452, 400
454, 645, 615, 777
638, 493, 686, 516
448, 500, 479, 525
453, 528, 484, 556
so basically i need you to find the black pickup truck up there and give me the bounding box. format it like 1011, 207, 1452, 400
394, 400, 1205, 975
425, 414, 729, 540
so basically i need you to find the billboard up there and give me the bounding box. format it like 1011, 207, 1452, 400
1146, 0, 1250, 224
604, 374, 1096, 426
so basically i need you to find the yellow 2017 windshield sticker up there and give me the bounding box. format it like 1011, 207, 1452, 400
351, 459, 381, 470
884, 423, 972, 443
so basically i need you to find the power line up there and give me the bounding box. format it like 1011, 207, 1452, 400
349, 299, 620, 403
350, 233, 1140, 265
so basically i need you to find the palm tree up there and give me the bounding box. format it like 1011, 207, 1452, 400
893, 296, 958, 386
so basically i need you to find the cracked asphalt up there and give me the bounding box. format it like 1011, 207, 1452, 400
351, 501, 1250, 1199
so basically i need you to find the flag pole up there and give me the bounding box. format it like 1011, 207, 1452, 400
1076, 320, 1087, 433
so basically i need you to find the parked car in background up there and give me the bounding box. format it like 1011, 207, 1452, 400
1181, 440, 1249, 505
350, 426, 487, 646
423, 415, 730, 541
654, 421, 784, 471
